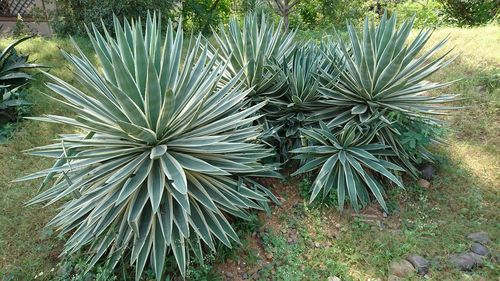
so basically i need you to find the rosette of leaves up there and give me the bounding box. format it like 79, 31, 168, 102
16, 14, 279, 279
292, 121, 404, 212
317, 13, 458, 175
211, 12, 296, 104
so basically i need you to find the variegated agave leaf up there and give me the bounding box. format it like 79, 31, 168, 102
17, 14, 279, 280
211, 12, 296, 103
317, 13, 459, 175
266, 43, 325, 162
292, 121, 404, 212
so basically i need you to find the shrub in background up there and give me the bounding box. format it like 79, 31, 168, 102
386, 0, 446, 28
439, 0, 499, 26
18, 14, 279, 279
49, 0, 176, 35
47, 0, 232, 35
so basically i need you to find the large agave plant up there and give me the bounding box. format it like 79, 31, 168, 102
17, 15, 279, 279
317, 13, 458, 175
212, 13, 296, 103
292, 121, 404, 211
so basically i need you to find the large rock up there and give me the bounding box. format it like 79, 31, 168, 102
449, 252, 485, 271
467, 232, 491, 244
388, 260, 415, 277
406, 254, 430, 275
471, 242, 490, 256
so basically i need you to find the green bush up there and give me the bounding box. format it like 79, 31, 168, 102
49, 0, 176, 35
386, 0, 446, 28
48, 0, 233, 35
439, 0, 499, 26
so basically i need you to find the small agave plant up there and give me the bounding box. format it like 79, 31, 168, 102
17, 14, 279, 279
292, 121, 404, 212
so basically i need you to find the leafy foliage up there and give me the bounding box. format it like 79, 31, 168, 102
18, 14, 279, 279
386, 0, 446, 28
292, 121, 404, 212
439, 0, 499, 26
181, 0, 232, 34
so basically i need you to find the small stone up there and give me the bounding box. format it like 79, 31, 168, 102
420, 164, 435, 180
327, 276, 342, 281
467, 232, 491, 244
242, 273, 248, 279
314, 242, 321, 248
387, 275, 401, 281
383, 212, 388, 218
388, 260, 415, 277
335, 223, 341, 229
225, 272, 234, 278
265, 253, 273, 260
417, 179, 431, 189
406, 254, 430, 275
471, 242, 490, 256
449, 252, 485, 271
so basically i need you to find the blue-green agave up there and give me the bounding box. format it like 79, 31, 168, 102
17, 14, 279, 279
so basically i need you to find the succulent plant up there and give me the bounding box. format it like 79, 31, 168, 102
17, 14, 279, 279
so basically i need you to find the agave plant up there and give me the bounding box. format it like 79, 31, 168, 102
17, 14, 279, 279
211, 12, 296, 103
292, 121, 404, 211
316, 13, 458, 175
0, 36, 44, 89
0, 36, 45, 140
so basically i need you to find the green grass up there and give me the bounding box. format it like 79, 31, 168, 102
0, 25, 499, 281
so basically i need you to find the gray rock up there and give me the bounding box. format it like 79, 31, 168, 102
467, 232, 491, 244
449, 252, 485, 271
327, 277, 341, 281
406, 254, 430, 275
420, 164, 435, 180
471, 242, 490, 256
225, 272, 234, 278
388, 260, 415, 277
